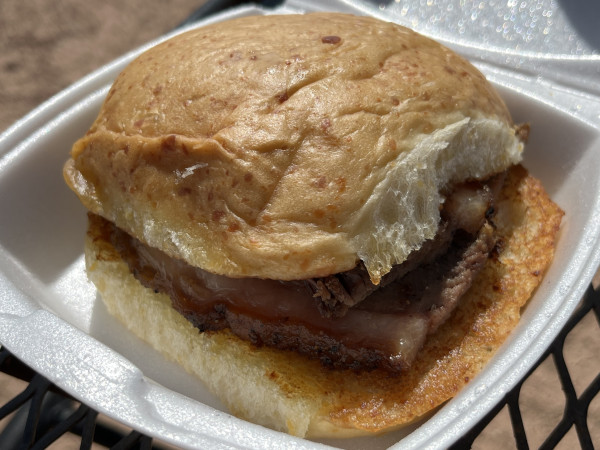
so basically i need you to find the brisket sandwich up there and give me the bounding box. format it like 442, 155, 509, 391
64, 13, 563, 438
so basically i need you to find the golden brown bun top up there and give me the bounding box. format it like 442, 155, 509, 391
65, 13, 523, 282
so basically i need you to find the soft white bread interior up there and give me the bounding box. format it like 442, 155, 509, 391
66, 13, 523, 283
85, 165, 563, 438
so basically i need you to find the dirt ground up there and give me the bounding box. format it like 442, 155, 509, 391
0, 1, 598, 448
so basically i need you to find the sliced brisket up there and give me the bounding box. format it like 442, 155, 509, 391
101, 194, 497, 371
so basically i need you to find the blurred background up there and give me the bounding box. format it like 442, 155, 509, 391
0, 0, 598, 448
0, 0, 203, 132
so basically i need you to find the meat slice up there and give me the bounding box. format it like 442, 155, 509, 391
306, 223, 454, 317
99, 202, 497, 371
356, 223, 496, 334
307, 178, 498, 317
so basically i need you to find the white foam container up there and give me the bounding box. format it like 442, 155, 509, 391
1, 1, 599, 448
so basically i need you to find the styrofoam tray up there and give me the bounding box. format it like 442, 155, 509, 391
1, 2, 599, 449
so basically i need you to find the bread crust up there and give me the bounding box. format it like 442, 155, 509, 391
66, 13, 523, 283
85, 165, 563, 438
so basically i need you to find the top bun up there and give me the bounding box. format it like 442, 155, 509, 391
64, 13, 523, 283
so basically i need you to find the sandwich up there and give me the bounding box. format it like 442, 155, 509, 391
63, 13, 564, 438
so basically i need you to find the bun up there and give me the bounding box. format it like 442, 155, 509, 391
85, 165, 563, 437
65, 13, 523, 283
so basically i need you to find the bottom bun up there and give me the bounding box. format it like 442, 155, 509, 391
84, 165, 563, 438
